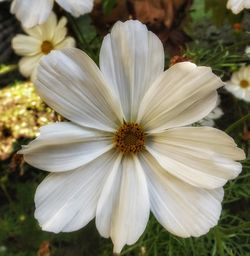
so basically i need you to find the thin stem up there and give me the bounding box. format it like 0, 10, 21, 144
215, 228, 224, 256
1, 183, 13, 204
0, 64, 18, 74
225, 113, 250, 134
66, 14, 97, 62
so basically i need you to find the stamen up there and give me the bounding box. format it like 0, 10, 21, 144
41, 41, 54, 54
114, 123, 145, 154
240, 79, 249, 88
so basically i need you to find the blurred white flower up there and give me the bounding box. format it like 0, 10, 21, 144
245, 46, 250, 55
197, 97, 223, 127
11, 0, 94, 28
12, 12, 75, 80
19, 20, 245, 253
225, 66, 250, 102
226, 0, 250, 14
0, 246, 7, 253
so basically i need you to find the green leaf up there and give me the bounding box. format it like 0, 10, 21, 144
102, 0, 117, 14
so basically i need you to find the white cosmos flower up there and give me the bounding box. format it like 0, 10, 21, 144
12, 12, 75, 80
226, 0, 250, 14
246, 46, 250, 55
197, 96, 223, 127
225, 66, 250, 102
11, 0, 94, 28
19, 20, 245, 253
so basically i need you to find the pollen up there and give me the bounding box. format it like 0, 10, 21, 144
41, 41, 54, 54
114, 122, 145, 154
240, 79, 249, 88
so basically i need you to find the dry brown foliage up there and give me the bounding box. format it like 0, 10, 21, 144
91, 0, 193, 55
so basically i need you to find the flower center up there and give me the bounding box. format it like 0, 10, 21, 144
114, 123, 145, 154
240, 79, 249, 88
41, 41, 54, 54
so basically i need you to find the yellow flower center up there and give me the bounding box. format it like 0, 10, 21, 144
240, 79, 249, 88
41, 41, 54, 54
114, 123, 145, 154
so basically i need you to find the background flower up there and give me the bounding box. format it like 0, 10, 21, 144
226, 0, 250, 14
225, 66, 250, 102
246, 46, 250, 54
197, 96, 223, 127
12, 12, 75, 80
11, 0, 94, 28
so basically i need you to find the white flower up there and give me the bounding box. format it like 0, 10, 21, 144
225, 66, 250, 102
11, 0, 94, 28
12, 12, 75, 80
246, 46, 250, 55
226, 0, 250, 14
19, 20, 245, 253
197, 96, 223, 127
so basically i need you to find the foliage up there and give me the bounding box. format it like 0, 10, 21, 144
0, 156, 249, 255
204, 0, 239, 26
102, 0, 117, 14
0, 0, 250, 255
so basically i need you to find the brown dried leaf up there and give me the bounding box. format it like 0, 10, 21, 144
91, 0, 193, 55
92, 0, 130, 35
170, 55, 191, 66
38, 241, 51, 256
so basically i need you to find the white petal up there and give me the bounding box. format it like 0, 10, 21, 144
146, 127, 245, 189
96, 155, 150, 253
18, 54, 42, 78
225, 66, 250, 102
198, 118, 215, 127
11, 0, 53, 28
224, 82, 239, 93
34, 150, 119, 233
19, 122, 113, 172
227, 0, 250, 14
56, 0, 94, 17
23, 25, 43, 40
55, 37, 76, 49
100, 20, 164, 122
39, 12, 58, 41
207, 107, 223, 119
22, 12, 60, 42
232, 66, 250, 83
36, 48, 123, 132
140, 152, 224, 237
225, 86, 250, 102
95, 154, 123, 238
137, 62, 223, 133
52, 16, 68, 45
12, 34, 41, 56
